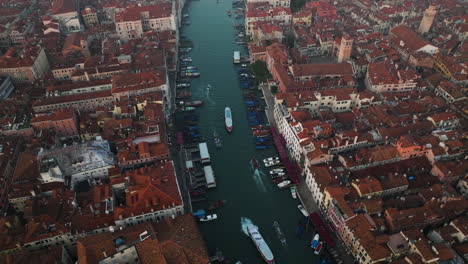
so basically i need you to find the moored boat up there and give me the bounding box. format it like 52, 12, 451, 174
310, 233, 320, 249
176, 83, 190, 88
199, 214, 217, 222
297, 205, 308, 217
314, 241, 324, 255
185, 100, 203, 107
290, 186, 297, 199
192, 209, 206, 220
247, 225, 274, 263
185, 71, 200, 77
264, 160, 280, 167
263, 157, 279, 163
269, 168, 284, 175
182, 107, 196, 112
277, 180, 290, 188
225, 107, 233, 132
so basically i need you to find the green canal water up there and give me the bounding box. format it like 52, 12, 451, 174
181, 1, 318, 263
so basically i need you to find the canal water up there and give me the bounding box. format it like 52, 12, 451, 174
181, 1, 318, 263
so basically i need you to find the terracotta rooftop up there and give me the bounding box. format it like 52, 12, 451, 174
291, 63, 353, 77
390, 25, 434, 53
113, 162, 182, 220
116, 4, 173, 22
51, 0, 75, 15
112, 71, 166, 94
77, 214, 208, 264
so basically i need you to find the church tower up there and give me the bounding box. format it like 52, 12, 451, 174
418, 5, 437, 34
336, 34, 353, 63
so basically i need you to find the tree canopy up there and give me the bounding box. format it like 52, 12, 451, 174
250, 60, 272, 83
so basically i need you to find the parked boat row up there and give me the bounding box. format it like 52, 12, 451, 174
237, 65, 274, 150
182, 114, 203, 144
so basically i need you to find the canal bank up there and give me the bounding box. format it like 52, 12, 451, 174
178, 1, 321, 263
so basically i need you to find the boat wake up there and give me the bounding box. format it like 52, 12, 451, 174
205, 84, 216, 106
253, 168, 267, 193
240, 217, 258, 236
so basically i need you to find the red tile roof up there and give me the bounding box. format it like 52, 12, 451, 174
114, 162, 182, 220
390, 25, 434, 53
51, 0, 75, 15
291, 63, 353, 77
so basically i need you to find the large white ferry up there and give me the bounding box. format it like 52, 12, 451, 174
247, 225, 274, 263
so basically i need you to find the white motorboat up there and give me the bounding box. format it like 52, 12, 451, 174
310, 233, 320, 249
264, 160, 280, 167
199, 214, 218, 222
247, 225, 275, 263
277, 180, 290, 188
263, 157, 279, 163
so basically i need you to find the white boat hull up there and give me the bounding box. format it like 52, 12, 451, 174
225, 107, 233, 132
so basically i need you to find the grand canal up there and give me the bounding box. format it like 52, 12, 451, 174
180, 1, 318, 263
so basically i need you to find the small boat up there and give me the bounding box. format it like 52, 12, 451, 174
183, 68, 199, 73
247, 225, 274, 263
199, 214, 218, 222
183, 13, 189, 18
269, 168, 284, 174
263, 157, 279, 163
273, 221, 287, 246
314, 241, 324, 255
208, 200, 226, 210
213, 130, 222, 148
251, 157, 259, 169
185, 100, 203, 107
176, 83, 190, 88
225, 107, 233, 132
290, 186, 297, 199
277, 180, 290, 188
182, 107, 196, 112
186, 72, 200, 77
271, 172, 285, 178
310, 233, 320, 249
192, 209, 206, 218
264, 160, 280, 167
297, 205, 308, 217
271, 174, 284, 179
181, 57, 192, 62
